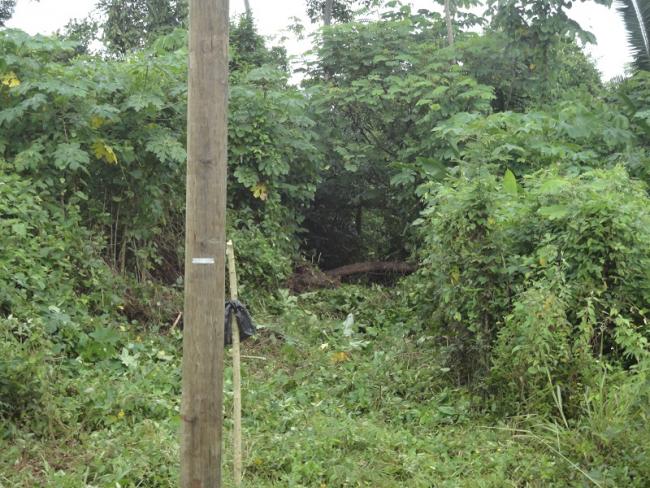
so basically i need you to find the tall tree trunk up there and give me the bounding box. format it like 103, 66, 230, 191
444, 0, 454, 46
243, 0, 252, 17
324, 0, 334, 25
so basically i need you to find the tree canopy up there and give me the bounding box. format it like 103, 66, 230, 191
0, 0, 15, 26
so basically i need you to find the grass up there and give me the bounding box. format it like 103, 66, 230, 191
1, 286, 646, 487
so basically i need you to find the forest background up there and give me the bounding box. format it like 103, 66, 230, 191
1, 0, 650, 486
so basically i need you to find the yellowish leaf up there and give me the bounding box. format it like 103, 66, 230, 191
92, 141, 118, 165
330, 351, 350, 364
105, 145, 118, 165
451, 269, 460, 285
1, 71, 20, 88
252, 182, 268, 201
543, 297, 553, 312
90, 116, 105, 129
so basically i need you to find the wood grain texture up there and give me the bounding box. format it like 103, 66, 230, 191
181, 0, 229, 487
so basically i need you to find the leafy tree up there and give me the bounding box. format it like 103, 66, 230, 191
457, 0, 606, 111
432, 99, 635, 176
230, 15, 288, 73
617, 0, 650, 71
487, 0, 610, 42
0, 27, 319, 290
98, 0, 188, 54
611, 71, 650, 184
437, 0, 482, 46
61, 16, 101, 55
0, 0, 15, 27
60, 0, 188, 55
305, 0, 376, 24
303, 7, 493, 267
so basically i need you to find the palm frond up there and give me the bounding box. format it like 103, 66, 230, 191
617, 0, 650, 71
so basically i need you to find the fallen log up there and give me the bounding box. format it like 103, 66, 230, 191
288, 261, 417, 292
325, 261, 417, 279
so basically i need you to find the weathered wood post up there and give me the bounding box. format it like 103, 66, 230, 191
181, 0, 229, 486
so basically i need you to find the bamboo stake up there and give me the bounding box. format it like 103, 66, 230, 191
226, 240, 242, 487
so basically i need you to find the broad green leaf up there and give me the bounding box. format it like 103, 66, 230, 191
503, 169, 518, 195
539, 178, 569, 193
537, 205, 570, 220
14, 143, 45, 171
124, 93, 164, 112
54, 143, 90, 171
11, 222, 27, 237
145, 131, 186, 164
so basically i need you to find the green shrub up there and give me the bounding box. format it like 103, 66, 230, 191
0, 317, 47, 430
489, 273, 580, 416
415, 166, 650, 414
534, 359, 650, 486
415, 173, 514, 384
228, 210, 295, 297
0, 168, 122, 319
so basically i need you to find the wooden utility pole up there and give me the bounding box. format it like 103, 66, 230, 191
226, 240, 243, 487
181, 0, 229, 486
243, 0, 252, 17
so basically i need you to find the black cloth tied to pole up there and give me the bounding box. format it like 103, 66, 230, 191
224, 300, 256, 347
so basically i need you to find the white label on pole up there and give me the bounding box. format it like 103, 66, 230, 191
192, 257, 215, 265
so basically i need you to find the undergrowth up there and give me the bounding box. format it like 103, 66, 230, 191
2, 285, 648, 487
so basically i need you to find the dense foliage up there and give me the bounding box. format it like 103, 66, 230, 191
305, 0, 376, 24
415, 167, 650, 410
0, 169, 120, 319
0, 20, 318, 290
0, 0, 14, 27
99, 0, 188, 54
1, 0, 650, 485
303, 7, 493, 267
